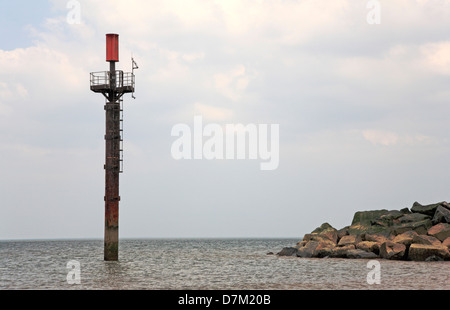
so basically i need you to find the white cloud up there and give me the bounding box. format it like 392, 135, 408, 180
0, 45, 87, 108
0, 82, 28, 101
213, 65, 250, 101
214, 0, 350, 44
362, 130, 437, 147
420, 41, 450, 75
362, 130, 399, 146
194, 102, 234, 121
3, 0, 450, 239
182, 52, 205, 62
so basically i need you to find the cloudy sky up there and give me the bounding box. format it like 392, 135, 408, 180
1, 0, 450, 240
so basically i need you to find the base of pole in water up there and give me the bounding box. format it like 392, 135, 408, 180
104, 244, 118, 261
104, 226, 119, 261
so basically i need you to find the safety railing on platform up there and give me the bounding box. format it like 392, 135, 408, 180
90, 71, 135, 90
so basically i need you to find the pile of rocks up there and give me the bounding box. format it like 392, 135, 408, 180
278, 201, 450, 261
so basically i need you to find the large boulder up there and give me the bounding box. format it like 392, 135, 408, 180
296, 241, 320, 258
427, 223, 450, 242
443, 237, 450, 250
347, 224, 371, 235
311, 222, 334, 234
408, 244, 450, 261
296, 239, 336, 258
302, 233, 315, 242
296, 240, 308, 248
432, 205, 450, 225
303, 232, 338, 247
330, 245, 355, 258
351, 210, 391, 226
412, 235, 442, 247
397, 213, 430, 224
356, 241, 380, 254
302, 233, 319, 242
319, 229, 338, 244
400, 207, 411, 214
379, 210, 405, 222
347, 223, 391, 236
277, 247, 298, 257
312, 239, 336, 258
442, 202, 450, 209
337, 226, 349, 239
392, 231, 418, 246
371, 210, 405, 227
411, 201, 444, 217
349, 209, 412, 236
277, 247, 298, 256
345, 249, 379, 259
392, 219, 432, 235
338, 235, 358, 247
309, 223, 339, 244
365, 233, 389, 244
380, 241, 406, 260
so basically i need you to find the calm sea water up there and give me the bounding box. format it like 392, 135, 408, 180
0, 239, 448, 290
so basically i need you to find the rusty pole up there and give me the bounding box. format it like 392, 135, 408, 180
91, 34, 135, 261
104, 59, 120, 261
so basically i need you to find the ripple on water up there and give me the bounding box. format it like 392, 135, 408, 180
0, 239, 449, 290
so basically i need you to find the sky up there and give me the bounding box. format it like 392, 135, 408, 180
1, 0, 450, 240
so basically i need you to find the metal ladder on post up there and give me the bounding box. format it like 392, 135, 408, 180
119, 97, 124, 173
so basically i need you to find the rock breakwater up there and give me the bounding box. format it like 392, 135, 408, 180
278, 201, 450, 261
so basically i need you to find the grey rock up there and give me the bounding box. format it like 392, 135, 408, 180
411, 201, 443, 217
296, 241, 321, 258
329, 245, 355, 258
338, 235, 358, 247
432, 205, 450, 225
412, 235, 442, 247
441, 202, 450, 210
345, 249, 379, 259
356, 241, 380, 254
380, 241, 406, 260
427, 223, 450, 242
392, 231, 418, 246
408, 244, 450, 261
398, 213, 430, 224
351, 210, 391, 226
337, 226, 349, 239
392, 219, 433, 235
400, 207, 411, 214
277, 247, 298, 257
442, 237, 450, 249
311, 223, 334, 234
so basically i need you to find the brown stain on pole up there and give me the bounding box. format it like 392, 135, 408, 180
104, 99, 120, 260
104, 57, 120, 261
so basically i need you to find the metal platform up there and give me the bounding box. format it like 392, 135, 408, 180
90, 71, 135, 94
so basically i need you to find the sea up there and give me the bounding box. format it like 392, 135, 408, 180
0, 238, 449, 290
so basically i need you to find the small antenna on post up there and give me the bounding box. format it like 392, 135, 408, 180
131, 56, 139, 99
